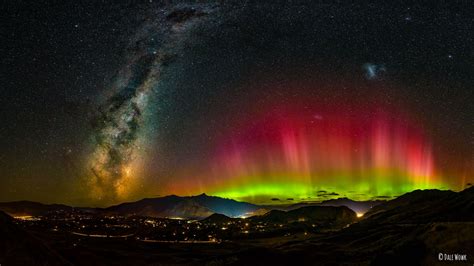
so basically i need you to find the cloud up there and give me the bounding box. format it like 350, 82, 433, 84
363, 63, 386, 80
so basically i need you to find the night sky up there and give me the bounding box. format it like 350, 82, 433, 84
1, 1, 472, 206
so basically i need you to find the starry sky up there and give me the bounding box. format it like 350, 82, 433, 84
1, 1, 472, 206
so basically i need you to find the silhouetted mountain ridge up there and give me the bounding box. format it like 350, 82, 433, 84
0, 200, 76, 217
202, 213, 233, 223
363, 187, 474, 224
283, 197, 385, 214
104, 194, 260, 218
227, 186, 474, 265
2, 188, 472, 221
251, 205, 357, 224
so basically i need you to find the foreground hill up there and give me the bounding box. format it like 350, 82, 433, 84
362, 186, 474, 223
252, 206, 357, 225
316, 198, 385, 215
0, 211, 68, 265
214, 187, 474, 265
269, 198, 385, 216
202, 213, 234, 224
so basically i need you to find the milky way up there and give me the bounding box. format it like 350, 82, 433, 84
88, 3, 219, 202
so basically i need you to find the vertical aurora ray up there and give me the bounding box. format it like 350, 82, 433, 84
202, 105, 444, 203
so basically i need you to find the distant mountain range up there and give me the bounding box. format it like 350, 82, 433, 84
0, 201, 77, 217
0, 193, 263, 219
203, 205, 357, 225
278, 197, 385, 214
102, 193, 263, 219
